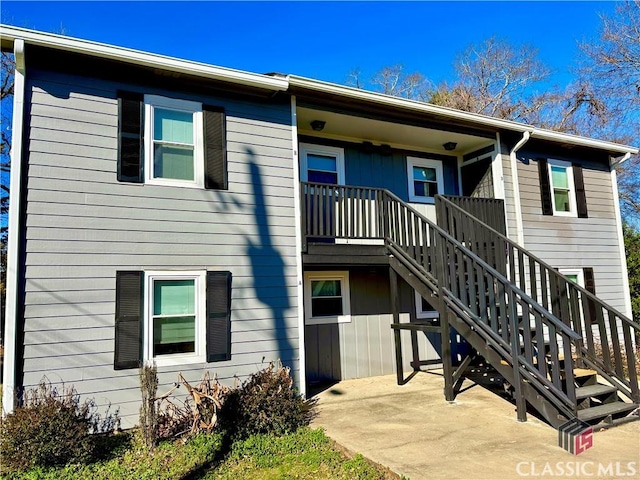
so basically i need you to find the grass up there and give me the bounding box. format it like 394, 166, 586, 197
2, 428, 403, 480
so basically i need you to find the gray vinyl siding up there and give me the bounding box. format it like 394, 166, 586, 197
500, 148, 519, 240
305, 268, 441, 383
300, 139, 459, 199
515, 149, 627, 312
21, 69, 297, 427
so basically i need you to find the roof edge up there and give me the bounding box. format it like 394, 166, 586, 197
0, 25, 288, 92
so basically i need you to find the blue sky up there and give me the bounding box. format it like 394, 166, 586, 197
2, 1, 616, 88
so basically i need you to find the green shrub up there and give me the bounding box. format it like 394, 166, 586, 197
220, 362, 316, 441
0, 381, 119, 472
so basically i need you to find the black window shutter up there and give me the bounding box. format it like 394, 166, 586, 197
583, 267, 596, 295
583, 267, 597, 321
114, 271, 144, 370
203, 106, 228, 190
117, 91, 144, 183
573, 164, 588, 218
206, 271, 232, 362
538, 158, 553, 215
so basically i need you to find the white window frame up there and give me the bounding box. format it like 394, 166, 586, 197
144, 95, 205, 189
407, 157, 445, 203
299, 143, 345, 185
144, 270, 207, 366
414, 291, 439, 320
304, 271, 351, 325
548, 159, 576, 217
559, 268, 584, 287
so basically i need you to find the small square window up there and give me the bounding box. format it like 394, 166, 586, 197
304, 271, 351, 325
407, 157, 444, 203
300, 144, 345, 185
144, 95, 205, 188
548, 159, 576, 216
145, 271, 206, 365
415, 292, 439, 320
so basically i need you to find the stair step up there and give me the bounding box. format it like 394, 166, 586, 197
562, 368, 597, 379
575, 384, 618, 400
577, 402, 638, 422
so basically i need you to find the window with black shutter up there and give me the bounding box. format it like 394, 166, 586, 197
114, 270, 232, 369
116, 92, 227, 190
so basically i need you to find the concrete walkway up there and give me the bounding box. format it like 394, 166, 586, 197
311, 372, 640, 480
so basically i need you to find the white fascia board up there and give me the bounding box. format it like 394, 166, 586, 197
288, 75, 638, 155
0, 25, 288, 92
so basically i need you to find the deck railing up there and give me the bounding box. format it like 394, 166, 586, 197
301, 182, 587, 419
435, 194, 640, 403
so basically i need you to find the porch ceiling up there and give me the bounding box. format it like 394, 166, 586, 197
297, 106, 495, 156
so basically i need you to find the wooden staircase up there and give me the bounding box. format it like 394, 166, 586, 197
301, 182, 640, 429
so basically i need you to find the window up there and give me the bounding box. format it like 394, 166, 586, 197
144, 96, 204, 188
548, 159, 576, 216
407, 157, 444, 203
539, 158, 588, 217
146, 271, 206, 364
114, 270, 232, 369
300, 143, 345, 185
304, 271, 351, 325
117, 91, 227, 190
559, 269, 584, 288
415, 292, 439, 320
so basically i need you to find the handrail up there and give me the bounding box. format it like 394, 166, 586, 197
437, 194, 638, 329
301, 181, 585, 418
435, 193, 640, 402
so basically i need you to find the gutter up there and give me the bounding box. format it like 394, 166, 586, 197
611, 152, 631, 169
2, 38, 25, 414
0, 25, 288, 92
509, 131, 531, 247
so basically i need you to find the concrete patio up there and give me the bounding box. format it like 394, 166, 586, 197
311, 371, 640, 480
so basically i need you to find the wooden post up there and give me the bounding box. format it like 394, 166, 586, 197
509, 290, 527, 422
390, 266, 403, 385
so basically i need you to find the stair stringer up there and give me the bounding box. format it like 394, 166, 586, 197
389, 255, 574, 429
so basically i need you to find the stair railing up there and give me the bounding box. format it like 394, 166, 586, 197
435, 194, 640, 403
301, 182, 584, 419
380, 188, 581, 418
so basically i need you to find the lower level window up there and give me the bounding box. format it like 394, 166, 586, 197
415, 291, 439, 320
146, 271, 206, 364
304, 271, 351, 325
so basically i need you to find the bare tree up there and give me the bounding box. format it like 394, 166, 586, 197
428, 37, 557, 123
347, 64, 433, 101
579, 1, 640, 221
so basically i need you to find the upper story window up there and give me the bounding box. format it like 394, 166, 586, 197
145, 96, 205, 188
538, 158, 588, 218
407, 157, 444, 203
117, 91, 227, 190
300, 143, 345, 185
548, 159, 576, 216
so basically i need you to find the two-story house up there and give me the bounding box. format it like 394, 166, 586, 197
1, 26, 637, 429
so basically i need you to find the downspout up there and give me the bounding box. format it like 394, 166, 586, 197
290, 94, 307, 397
510, 131, 531, 246
2, 39, 26, 414
610, 152, 633, 318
